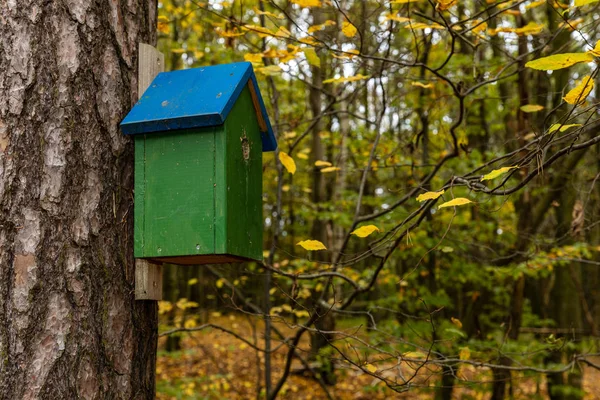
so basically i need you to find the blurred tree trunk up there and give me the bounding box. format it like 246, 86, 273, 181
546, 177, 584, 400
0, 0, 158, 398
308, 5, 336, 386
164, 265, 182, 352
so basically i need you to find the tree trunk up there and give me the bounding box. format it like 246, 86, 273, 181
0, 0, 158, 398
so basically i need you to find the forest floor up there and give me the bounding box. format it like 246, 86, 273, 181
156, 314, 600, 399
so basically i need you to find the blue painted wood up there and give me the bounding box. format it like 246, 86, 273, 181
120, 61, 277, 152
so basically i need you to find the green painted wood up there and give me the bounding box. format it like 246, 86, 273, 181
133, 86, 264, 263
221, 86, 263, 261
140, 127, 216, 258
214, 117, 227, 255
134, 136, 146, 257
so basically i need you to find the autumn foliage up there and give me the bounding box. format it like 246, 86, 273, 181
156, 0, 600, 398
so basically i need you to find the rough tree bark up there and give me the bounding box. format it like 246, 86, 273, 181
0, 0, 157, 398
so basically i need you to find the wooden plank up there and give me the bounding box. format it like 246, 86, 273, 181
138, 43, 165, 96
133, 136, 145, 257
221, 86, 264, 261
135, 259, 163, 300
135, 43, 164, 301
149, 254, 251, 265
247, 80, 268, 132
143, 128, 216, 258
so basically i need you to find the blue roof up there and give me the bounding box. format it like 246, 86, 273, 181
120, 62, 277, 152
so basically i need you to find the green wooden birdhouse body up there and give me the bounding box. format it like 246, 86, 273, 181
121, 62, 276, 265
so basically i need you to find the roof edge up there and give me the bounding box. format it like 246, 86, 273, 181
216, 63, 277, 152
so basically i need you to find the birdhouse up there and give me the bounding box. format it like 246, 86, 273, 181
120, 62, 276, 265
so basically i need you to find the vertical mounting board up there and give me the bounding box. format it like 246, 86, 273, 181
135, 259, 163, 300
135, 43, 164, 301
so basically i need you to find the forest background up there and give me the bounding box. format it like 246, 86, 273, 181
153, 0, 600, 398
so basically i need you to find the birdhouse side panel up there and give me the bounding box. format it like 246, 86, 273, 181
217, 86, 264, 261
135, 127, 217, 258
134, 136, 146, 257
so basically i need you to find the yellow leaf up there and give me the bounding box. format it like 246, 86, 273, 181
364, 363, 377, 373
459, 347, 471, 360
438, 198, 473, 209
297, 153, 309, 160
351, 225, 380, 238
304, 48, 320, 67
158, 301, 173, 314
253, 7, 284, 19
332, 49, 360, 60
384, 14, 414, 23
215, 28, 244, 38
299, 36, 318, 46
244, 53, 263, 63
320, 166, 340, 173
291, 0, 321, 6
520, 104, 544, 113
471, 20, 487, 35
436, 0, 458, 10
262, 49, 278, 58
184, 318, 197, 329
296, 240, 327, 251
243, 24, 275, 37
177, 298, 199, 310
416, 190, 445, 202
308, 20, 336, 33
560, 18, 584, 30
403, 351, 426, 358
563, 75, 594, 105
412, 81, 434, 89
294, 309, 310, 318
323, 74, 370, 84
405, 22, 445, 30
575, 0, 599, 6
548, 123, 582, 133
391, 0, 422, 3
481, 166, 518, 181
342, 21, 357, 38
255, 65, 282, 76
525, 53, 593, 70
451, 317, 463, 329
270, 306, 282, 315
315, 160, 332, 167
525, 0, 546, 9
274, 26, 292, 38
158, 17, 171, 34
279, 152, 296, 174
216, 278, 224, 288
188, 278, 198, 285
171, 48, 186, 54
514, 22, 544, 35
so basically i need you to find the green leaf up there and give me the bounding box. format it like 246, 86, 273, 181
303, 48, 320, 68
